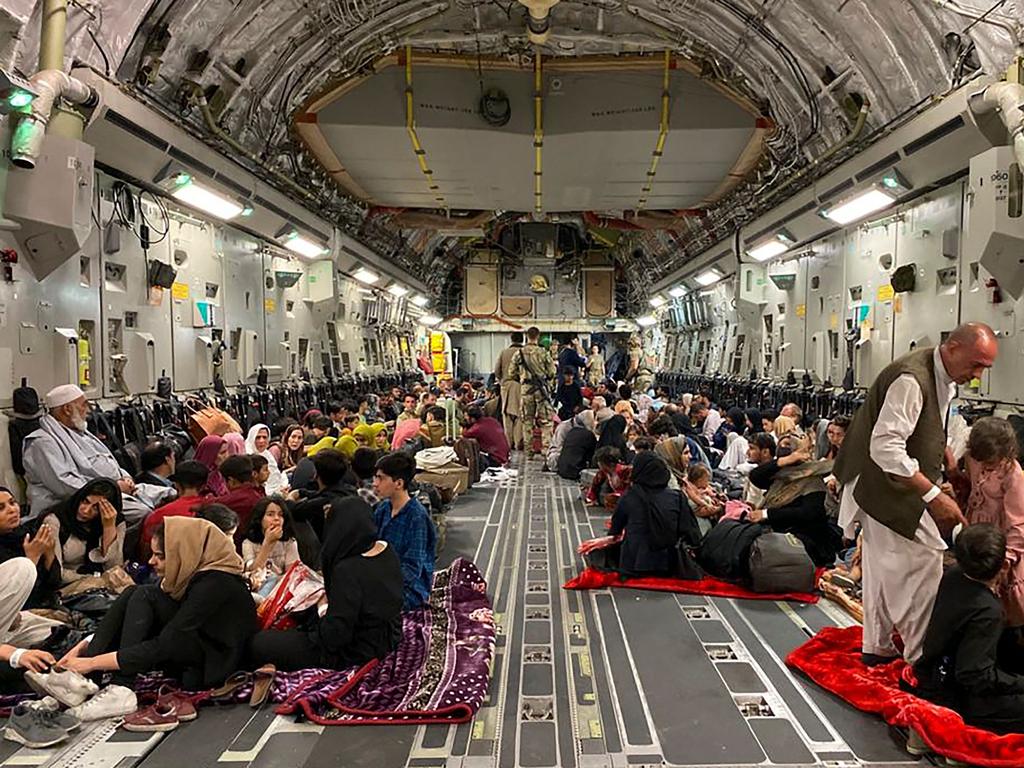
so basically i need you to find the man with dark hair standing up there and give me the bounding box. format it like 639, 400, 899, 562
494, 332, 525, 452
510, 327, 556, 463
373, 453, 437, 610
557, 334, 588, 421
835, 323, 998, 666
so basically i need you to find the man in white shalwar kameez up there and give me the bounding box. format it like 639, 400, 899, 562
835, 324, 997, 665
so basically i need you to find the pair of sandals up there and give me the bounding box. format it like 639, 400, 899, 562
208, 664, 276, 708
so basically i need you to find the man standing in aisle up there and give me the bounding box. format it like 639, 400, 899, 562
626, 334, 654, 395
834, 323, 998, 666
511, 326, 556, 463
494, 332, 525, 452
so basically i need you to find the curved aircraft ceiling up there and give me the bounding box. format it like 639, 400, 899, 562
3, 0, 1017, 300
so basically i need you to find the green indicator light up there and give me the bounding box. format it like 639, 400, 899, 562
881, 176, 899, 189
174, 172, 191, 186
8, 90, 32, 108
241, 205, 254, 217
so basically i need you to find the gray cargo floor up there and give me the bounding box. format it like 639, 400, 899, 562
1, 456, 919, 767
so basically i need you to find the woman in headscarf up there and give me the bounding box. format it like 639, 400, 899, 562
223, 432, 246, 457
604, 454, 702, 578
368, 422, 390, 451
270, 424, 306, 474
245, 424, 287, 494
0, 487, 61, 607
553, 411, 598, 480
305, 435, 338, 458
614, 399, 635, 427
248, 497, 403, 671
596, 414, 633, 464
744, 408, 763, 438
61, 517, 256, 689
41, 478, 125, 584
352, 423, 376, 450
335, 435, 359, 461
194, 435, 229, 496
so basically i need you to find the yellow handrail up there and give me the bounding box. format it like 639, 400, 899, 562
638, 50, 671, 211
405, 46, 446, 208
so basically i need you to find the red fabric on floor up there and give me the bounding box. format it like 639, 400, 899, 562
562, 566, 820, 603
786, 625, 1024, 768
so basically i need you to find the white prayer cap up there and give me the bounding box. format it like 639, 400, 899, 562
45, 384, 85, 409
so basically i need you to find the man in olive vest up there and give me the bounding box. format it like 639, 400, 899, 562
834, 323, 998, 665
494, 332, 525, 451
510, 326, 556, 461
626, 334, 654, 394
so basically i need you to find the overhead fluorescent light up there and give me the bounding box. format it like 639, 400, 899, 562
411, 294, 430, 307
747, 238, 789, 262
822, 188, 896, 225
387, 283, 409, 297
636, 315, 657, 327
356, 288, 375, 295
171, 179, 244, 221
700, 289, 716, 297
694, 268, 723, 287
668, 285, 687, 298
648, 295, 666, 308
282, 232, 328, 259
419, 314, 442, 325
353, 267, 379, 285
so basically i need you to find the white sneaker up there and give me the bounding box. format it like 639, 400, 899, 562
66, 686, 138, 722
24, 667, 99, 708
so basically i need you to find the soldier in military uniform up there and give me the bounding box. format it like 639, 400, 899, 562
494, 331, 525, 451
627, 333, 654, 394
510, 326, 556, 461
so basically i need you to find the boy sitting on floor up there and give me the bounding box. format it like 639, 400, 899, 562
908, 522, 1024, 745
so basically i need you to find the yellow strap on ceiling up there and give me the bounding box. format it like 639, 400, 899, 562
405, 46, 446, 208
637, 50, 671, 211
533, 52, 543, 214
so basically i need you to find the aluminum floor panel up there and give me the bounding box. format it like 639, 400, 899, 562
0, 457, 924, 768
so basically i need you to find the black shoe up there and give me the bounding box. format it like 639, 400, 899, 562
861, 652, 899, 667
541, 463, 553, 473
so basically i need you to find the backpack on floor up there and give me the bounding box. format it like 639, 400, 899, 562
697, 519, 764, 582
748, 532, 815, 594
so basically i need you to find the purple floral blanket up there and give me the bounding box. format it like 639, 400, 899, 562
135, 557, 495, 725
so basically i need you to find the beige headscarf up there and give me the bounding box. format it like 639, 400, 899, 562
160, 517, 243, 600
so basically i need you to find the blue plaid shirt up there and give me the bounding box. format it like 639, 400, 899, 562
373, 496, 437, 610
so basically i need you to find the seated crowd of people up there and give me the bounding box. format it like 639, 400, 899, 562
0, 379, 510, 743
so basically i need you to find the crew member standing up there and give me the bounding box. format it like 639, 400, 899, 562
626, 334, 654, 395
494, 332, 525, 452
834, 323, 998, 665
511, 327, 556, 463
587, 344, 605, 387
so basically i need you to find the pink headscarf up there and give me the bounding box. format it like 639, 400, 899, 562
193, 435, 228, 496
222, 432, 246, 457
392, 418, 422, 450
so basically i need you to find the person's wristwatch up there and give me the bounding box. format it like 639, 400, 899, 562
921, 485, 942, 504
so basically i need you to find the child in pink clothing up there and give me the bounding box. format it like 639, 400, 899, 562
965, 417, 1024, 627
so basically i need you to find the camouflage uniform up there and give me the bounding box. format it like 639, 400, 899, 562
511, 341, 556, 456
628, 335, 655, 394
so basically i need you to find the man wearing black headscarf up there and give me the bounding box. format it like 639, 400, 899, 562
596, 415, 633, 465
248, 496, 403, 671
608, 454, 702, 578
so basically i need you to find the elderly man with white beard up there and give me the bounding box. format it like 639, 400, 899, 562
22, 385, 164, 522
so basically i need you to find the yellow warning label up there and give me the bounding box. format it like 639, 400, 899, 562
472, 721, 485, 739
829, 313, 838, 330
876, 284, 895, 302
589, 719, 603, 738
579, 653, 592, 677
795, 304, 806, 318
264, 298, 276, 313
583, 692, 595, 702
171, 282, 190, 301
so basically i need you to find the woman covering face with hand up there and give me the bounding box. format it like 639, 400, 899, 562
41, 478, 125, 584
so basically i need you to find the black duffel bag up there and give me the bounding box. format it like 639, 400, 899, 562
697, 519, 764, 582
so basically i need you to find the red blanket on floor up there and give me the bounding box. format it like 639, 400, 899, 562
786, 625, 1024, 767
562, 566, 820, 603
